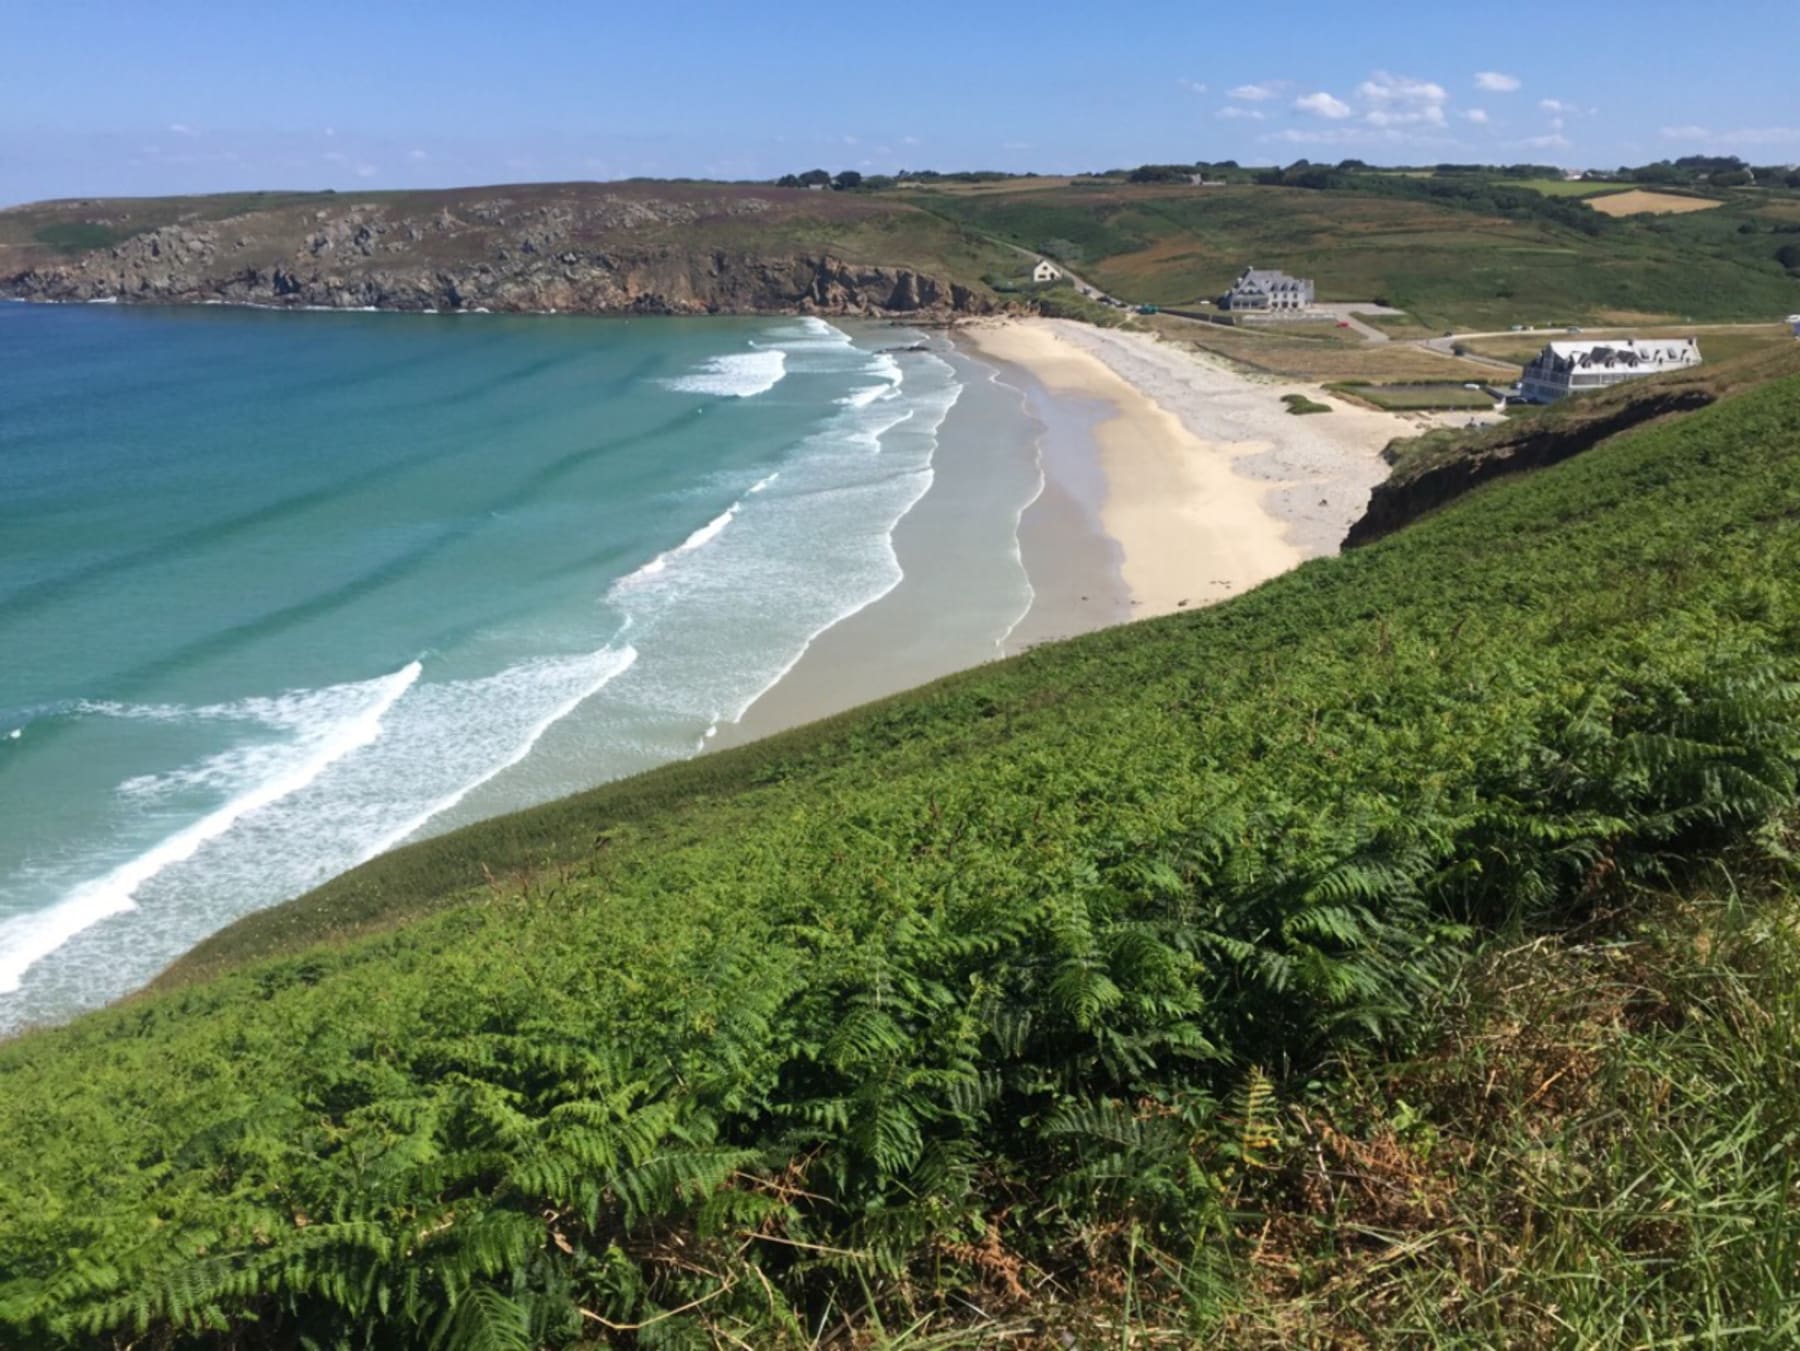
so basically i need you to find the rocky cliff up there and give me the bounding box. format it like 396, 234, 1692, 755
0, 186, 1002, 318
1345, 386, 1717, 547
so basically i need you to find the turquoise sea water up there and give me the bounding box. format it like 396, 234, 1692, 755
0, 302, 1033, 1030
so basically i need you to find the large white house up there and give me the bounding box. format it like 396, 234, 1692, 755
1518, 337, 1702, 404
1219, 266, 1315, 312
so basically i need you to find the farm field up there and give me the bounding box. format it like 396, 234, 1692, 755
1495, 178, 1626, 198
1146, 314, 1503, 382
1589, 188, 1726, 217
903, 180, 1800, 328
1338, 381, 1498, 411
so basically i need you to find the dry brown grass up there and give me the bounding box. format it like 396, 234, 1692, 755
892, 176, 1087, 197
1587, 189, 1723, 217
1147, 315, 1500, 383
1463, 323, 1791, 368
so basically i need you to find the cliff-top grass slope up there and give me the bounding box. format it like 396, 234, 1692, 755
904, 180, 1800, 328
0, 182, 1017, 316
1350, 342, 1800, 545
4, 348, 1800, 1343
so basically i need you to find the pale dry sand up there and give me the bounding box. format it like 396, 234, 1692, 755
959, 319, 1412, 616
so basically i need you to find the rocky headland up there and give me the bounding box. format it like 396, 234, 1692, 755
0, 183, 1004, 319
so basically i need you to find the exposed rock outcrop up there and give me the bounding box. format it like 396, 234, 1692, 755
1, 190, 998, 319
1345, 387, 1717, 547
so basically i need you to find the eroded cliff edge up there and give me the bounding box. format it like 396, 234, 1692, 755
0, 183, 1004, 318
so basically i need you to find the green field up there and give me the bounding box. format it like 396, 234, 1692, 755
1495, 178, 1627, 198
4, 343, 1800, 1345
900, 181, 1800, 329
1337, 381, 1496, 410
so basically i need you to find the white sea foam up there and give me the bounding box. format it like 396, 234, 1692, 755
360, 644, 639, 857
663, 348, 787, 398
0, 661, 422, 995
595, 331, 964, 753
1, 641, 640, 1009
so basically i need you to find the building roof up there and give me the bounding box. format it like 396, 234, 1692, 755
1532, 338, 1699, 370
1236, 267, 1308, 289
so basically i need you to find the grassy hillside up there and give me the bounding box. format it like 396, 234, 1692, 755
4, 367, 1800, 1346
903, 181, 1800, 328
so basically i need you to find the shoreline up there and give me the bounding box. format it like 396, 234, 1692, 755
720, 316, 1411, 748
958, 318, 1413, 617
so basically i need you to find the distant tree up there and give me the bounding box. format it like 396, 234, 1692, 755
1128, 164, 1193, 183
1337, 158, 1370, 172
1711, 169, 1753, 188
1776, 242, 1800, 274
797, 168, 831, 187
831, 170, 863, 191
776, 174, 801, 188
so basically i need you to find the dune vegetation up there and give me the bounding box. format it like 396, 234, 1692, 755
2, 338, 1798, 1345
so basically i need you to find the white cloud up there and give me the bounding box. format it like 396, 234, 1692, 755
168, 122, 197, 137
1359, 72, 1448, 105
1731, 126, 1800, 145
1539, 98, 1576, 114
1296, 91, 1353, 120
1229, 82, 1279, 101
1002, 140, 1032, 151
1518, 132, 1571, 149
1351, 72, 1450, 128
1464, 108, 1490, 125
1661, 124, 1800, 146
323, 127, 336, 138
1368, 105, 1447, 128
1475, 71, 1521, 92
355, 164, 377, 178
1178, 79, 1208, 95
841, 134, 859, 146
1263, 126, 1458, 148
322, 150, 348, 164
1217, 106, 1266, 121
407, 148, 429, 161
901, 135, 921, 146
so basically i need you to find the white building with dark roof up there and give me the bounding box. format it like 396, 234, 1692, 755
1219, 266, 1315, 312
1518, 337, 1702, 404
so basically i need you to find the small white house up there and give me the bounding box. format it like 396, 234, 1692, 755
1788, 314, 1800, 338
1518, 337, 1702, 404
1032, 259, 1064, 283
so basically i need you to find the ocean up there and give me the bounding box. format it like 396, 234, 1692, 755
0, 302, 1046, 1031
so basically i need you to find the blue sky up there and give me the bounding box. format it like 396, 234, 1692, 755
3, 0, 1796, 204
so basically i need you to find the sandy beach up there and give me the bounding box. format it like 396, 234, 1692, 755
958, 318, 1413, 618
721, 316, 1414, 749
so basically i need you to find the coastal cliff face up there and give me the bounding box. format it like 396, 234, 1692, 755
0, 185, 1002, 318
1345, 385, 1718, 547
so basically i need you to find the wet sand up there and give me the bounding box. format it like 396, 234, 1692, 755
718, 316, 1409, 748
